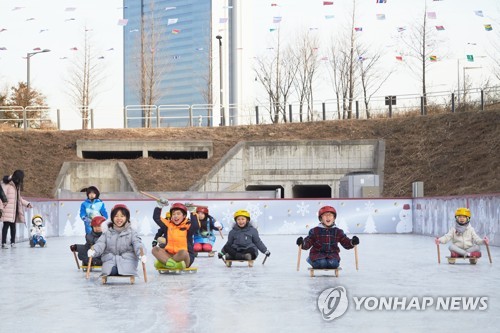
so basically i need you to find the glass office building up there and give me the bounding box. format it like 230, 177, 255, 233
123, 0, 212, 127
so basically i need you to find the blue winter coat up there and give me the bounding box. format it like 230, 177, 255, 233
79, 198, 108, 222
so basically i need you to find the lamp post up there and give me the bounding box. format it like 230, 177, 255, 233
216, 35, 224, 126
25, 49, 50, 131
26, 49, 51, 103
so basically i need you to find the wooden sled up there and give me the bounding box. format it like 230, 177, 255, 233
195, 251, 216, 257
101, 275, 135, 284
308, 267, 342, 277
446, 256, 479, 265
156, 267, 198, 274
225, 260, 254, 267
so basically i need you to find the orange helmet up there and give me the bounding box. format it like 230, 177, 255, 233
91, 216, 106, 227
318, 206, 337, 221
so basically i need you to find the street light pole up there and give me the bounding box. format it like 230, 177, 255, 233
26, 49, 51, 104
216, 35, 224, 126
25, 49, 50, 131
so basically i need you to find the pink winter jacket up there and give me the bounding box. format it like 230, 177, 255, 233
1, 180, 30, 224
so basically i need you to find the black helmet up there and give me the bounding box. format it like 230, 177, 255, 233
85, 186, 100, 199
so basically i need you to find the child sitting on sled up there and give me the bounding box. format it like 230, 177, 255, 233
152, 201, 199, 270
435, 207, 489, 258
296, 206, 359, 269
70, 216, 106, 266
194, 206, 222, 255
30, 215, 46, 247
87, 204, 147, 277
218, 209, 270, 261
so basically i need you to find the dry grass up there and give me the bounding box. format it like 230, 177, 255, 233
0, 109, 498, 198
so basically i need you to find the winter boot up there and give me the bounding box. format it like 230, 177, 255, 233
10, 243, 16, 248
154, 260, 167, 269
30, 239, 35, 247
165, 258, 186, 270
1, 243, 8, 249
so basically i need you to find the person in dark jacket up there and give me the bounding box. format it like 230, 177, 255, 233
70, 216, 106, 266
296, 206, 359, 269
218, 209, 270, 261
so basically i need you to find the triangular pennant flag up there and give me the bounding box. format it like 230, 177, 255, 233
466, 55, 474, 62
484, 24, 492, 31
167, 18, 178, 25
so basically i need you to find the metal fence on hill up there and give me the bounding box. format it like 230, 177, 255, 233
1, 86, 499, 130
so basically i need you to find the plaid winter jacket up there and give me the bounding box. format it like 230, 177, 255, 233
302, 225, 354, 262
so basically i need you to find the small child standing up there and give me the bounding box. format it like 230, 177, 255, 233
70, 216, 106, 266
29, 215, 46, 248
194, 206, 222, 255
152, 202, 199, 270
79, 186, 108, 234
296, 206, 359, 269
87, 204, 146, 277
435, 207, 489, 258
218, 210, 270, 261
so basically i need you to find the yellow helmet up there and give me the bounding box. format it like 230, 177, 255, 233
233, 209, 250, 221
455, 207, 471, 218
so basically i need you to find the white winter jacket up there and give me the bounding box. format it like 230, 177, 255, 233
438, 224, 484, 249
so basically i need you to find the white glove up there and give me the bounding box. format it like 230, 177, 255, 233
157, 197, 169, 208
214, 221, 222, 229
140, 255, 147, 264
87, 249, 95, 258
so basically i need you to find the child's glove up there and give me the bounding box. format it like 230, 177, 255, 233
218, 252, 225, 259
214, 221, 222, 229
87, 249, 95, 258
434, 238, 440, 245
351, 236, 360, 245
140, 255, 147, 264
483, 236, 489, 245
264, 250, 271, 257
296, 237, 303, 246
152, 240, 158, 247
156, 198, 169, 208
70, 244, 77, 252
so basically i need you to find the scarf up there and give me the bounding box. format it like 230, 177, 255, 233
113, 222, 129, 233
455, 221, 468, 235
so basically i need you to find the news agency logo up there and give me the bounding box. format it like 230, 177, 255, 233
317, 286, 349, 321
317, 286, 489, 321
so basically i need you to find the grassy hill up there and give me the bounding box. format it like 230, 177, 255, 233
0, 110, 498, 198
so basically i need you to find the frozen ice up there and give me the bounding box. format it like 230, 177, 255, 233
0, 234, 499, 332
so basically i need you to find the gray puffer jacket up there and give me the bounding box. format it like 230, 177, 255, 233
92, 223, 145, 276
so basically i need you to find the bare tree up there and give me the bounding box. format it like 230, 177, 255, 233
293, 31, 320, 121
396, 2, 445, 111
66, 28, 105, 129
254, 28, 298, 123
357, 45, 393, 118
326, 0, 359, 119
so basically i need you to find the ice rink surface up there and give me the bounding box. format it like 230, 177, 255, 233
1, 234, 499, 333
